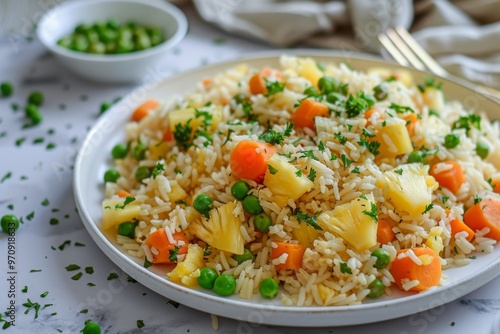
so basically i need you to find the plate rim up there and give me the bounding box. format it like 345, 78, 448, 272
73, 49, 500, 327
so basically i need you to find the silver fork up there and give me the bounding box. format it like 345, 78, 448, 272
378, 26, 500, 102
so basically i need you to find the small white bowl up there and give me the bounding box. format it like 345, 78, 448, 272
37, 0, 188, 83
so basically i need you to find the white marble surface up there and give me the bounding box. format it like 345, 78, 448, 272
0, 4, 499, 334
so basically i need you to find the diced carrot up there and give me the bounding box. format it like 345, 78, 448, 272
271, 241, 305, 272
403, 113, 419, 137
430, 161, 465, 194
449, 218, 474, 242
229, 140, 277, 183
390, 247, 441, 292
291, 99, 330, 130
145, 228, 189, 264
249, 73, 267, 95
377, 219, 395, 244
364, 108, 385, 126
131, 99, 160, 122
463, 198, 500, 241
202, 78, 213, 87
116, 190, 132, 198
491, 179, 500, 194
163, 127, 173, 142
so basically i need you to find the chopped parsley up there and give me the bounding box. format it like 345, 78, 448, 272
264, 79, 285, 97
351, 167, 360, 174
358, 137, 380, 156
452, 114, 481, 134
308, 168, 317, 182
194, 108, 213, 127
144, 258, 152, 268
258, 122, 294, 145
22, 299, 41, 319
334, 132, 348, 145
115, 196, 135, 209
340, 262, 352, 274
41, 198, 49, 206
173, 119, 193, 149
294, 211, 322, 230
345, 94, 370, 118
168, 246, 180, 262
474, 196, 482, 204
394, 168, 403, 175
65, 264, 81, 271
40, 291, 49, 298
422, 204, 433, 214
137, 320, 145, 329
1, 172, 12, 183
388, 103, 414, 114
417, 77, 443, 93
340, 154, 353, 168
58, 240, 71, 250
167, 300, 180, 308
317, 140, 325, 151
295, 170, 303, 177
15, 137, 26, 146
49, 218, 59, 225
298, 150, 318, 161
85, 266, 94, 274
107, 272, 119, 280
267, 164, 278, 175
362, 202, 378, 223
151, 162, 165, 179
30, 269, 41, 273
71, 272, 83, 280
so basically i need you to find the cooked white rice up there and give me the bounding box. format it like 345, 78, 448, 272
105, 55, 500, 306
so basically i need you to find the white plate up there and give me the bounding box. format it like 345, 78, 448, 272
74, 50, 500, 327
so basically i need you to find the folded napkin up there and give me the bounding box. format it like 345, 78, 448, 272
193, 0, 500, 88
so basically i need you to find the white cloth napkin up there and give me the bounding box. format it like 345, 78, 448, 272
193, 0, 500, 88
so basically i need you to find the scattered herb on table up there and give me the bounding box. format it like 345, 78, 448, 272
71, 272, 83, 280
107, 272, 119, 280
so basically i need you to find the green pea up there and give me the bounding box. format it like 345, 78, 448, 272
28, 91, 44, 106
303, 86, 319, 97
57, 37, 73, 48
371, 248, 391, 269
326, 92, 344, 105
213, 274, 236, 296
131, 143, 147, 160
105, 42, 117, 54
85, 30, 100, 43
231, 181, 250, 200
373, 84, 388, 101
70, 34, 89, 52
135, 166, 151, 182
82, 321, 101, 334
134, 34, 151, 51
1, 214, 20, 233
25, 104, 43, 125
193, 194, 213, 216
407, 151, 425, 164
362, 94, 376, 108
75, 23, 91, 34
117, 221, 136, 238
104, 169, 120, 183
149, 30, 164, 46
0, 82, 13, 97
118, 28, 133, 41
232, 248, 254, 264
100, 29, 117, 43
116, 39, 134, 53
254, 213, 272, 233
476, 142, 489, 159
87, 42, 106, 54
259, 278, 279, 299
197, 267, 219, 289
317, 76, 339, 94
443, 133, 460, 149
367, 279, 384, 298
106, 19, 119, 30
243, 195, 263, 215
111, 144, 128, 159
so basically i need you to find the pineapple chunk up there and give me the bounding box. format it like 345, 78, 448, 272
375, 120, 413, 157
169, 180, 187, 203
264, 154, 313, 200
292, 220, 320, 248
297, 58, 323, 88
422, 87, 444, 113
168, 106, 222, 136
368, 68, 414, 87
101, 199, 141, 230
425, 227, 444, 255
317, 283, 335, 304
317, 194, 378, 251
168, 243, 205, 287
148, 141, 169, 160
189, 202, 244, 255
375, 164, 437, 216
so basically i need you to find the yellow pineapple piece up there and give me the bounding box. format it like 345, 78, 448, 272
189, 202, 244, 255
101, 199, 141, 230
168, 243, 205, 287
292, 220, 320, 248
272, 195, 289, 208
425, 227, 444, 255
317, 194, 378, 251
422, 87, 444, 113
264, 154, 313, 200
297, 58, 323, 88
375, 164, 437, 216
148, 141, 169, 160
374, 121, 413, 157
168, 106, 222, 136
317, 284, 335, 304
169, 180, 187, 203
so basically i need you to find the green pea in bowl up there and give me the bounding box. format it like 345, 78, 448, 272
37, 0, 187, 83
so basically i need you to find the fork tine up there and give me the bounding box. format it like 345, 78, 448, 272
378, 33, 410, 67
384, 29, 426, 71
394, 27, 448, 78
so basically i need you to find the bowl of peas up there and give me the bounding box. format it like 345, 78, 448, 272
37, 0, 187, 83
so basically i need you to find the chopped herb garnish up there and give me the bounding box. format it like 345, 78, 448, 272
295, 212, 322, 230
295, 170, 303, 177
58, 240, 71, 250
151, 162, 165, 179
26, 211, 35, 220
41, 198, 49, 206
80, 309, 88, 314
49, 218, 59, 225
340, 154, 353, 168
1, 172, 12, 183
362, 202, 378, 223
107, 272, 119, 280
115, 196, 135, 209
422, 204, 433, 214
22, 299, 41, 319
173, 119, 193, 150
334, 132, 348, 145
22, 286, 28, 293
474, 196, 482, 204
65, 264, 81, 271
175, 200, 188, 206
137, 320, 145, 329
174, 168, 182, 174
417, 77, 443, 93
194, 108, 213, 127
258, 122, 294, 145
87, 282, 96, 287
308, 168, 317, 182
452, 114, 481, 134
127, 276, 137, 283
298, 150, 318, 161
168, 246, 180, 262
340, 262, 352, 274
30, 269, 41, 273
144, 258, 152, 268
71, 272, 83, 280
222, 129, 234, 146
388, 103, 414, 114
46, 142, 56, 150
358, 137, 380, 156
15, 137, 26, 146
318, 140, 325, 151
85, 266, 94, 274
264, 79, 285, 97
395, 168, 403, 175
267, 164, 278, 175
167, 300, 180, 308
75, 242, 85, 247
40, 291, 48, 298
351, 167, 360, 174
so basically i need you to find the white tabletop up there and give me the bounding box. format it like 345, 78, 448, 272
0, 4, 499, 334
